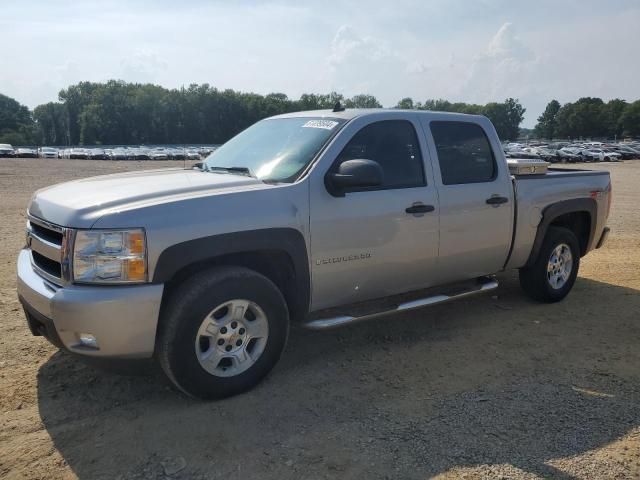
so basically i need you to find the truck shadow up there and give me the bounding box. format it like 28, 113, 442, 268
36, 273, 640, 479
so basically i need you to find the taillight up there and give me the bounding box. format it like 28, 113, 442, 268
590, 184, 613, 219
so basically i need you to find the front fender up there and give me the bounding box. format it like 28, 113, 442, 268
152, 228, 310, 320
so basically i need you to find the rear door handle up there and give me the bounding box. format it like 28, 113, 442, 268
405, 204, 435, 214
486, 196, 509, 205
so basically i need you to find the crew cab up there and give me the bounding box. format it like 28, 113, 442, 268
17, 108, 612, 399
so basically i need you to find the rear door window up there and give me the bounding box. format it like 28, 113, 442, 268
430, 122, 496, 185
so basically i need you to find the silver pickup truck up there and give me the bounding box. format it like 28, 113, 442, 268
17, 108, 611, 399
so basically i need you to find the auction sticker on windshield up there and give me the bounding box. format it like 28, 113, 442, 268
302, 120, 339, 130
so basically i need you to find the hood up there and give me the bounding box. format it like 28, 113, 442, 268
29, 168, 266, 228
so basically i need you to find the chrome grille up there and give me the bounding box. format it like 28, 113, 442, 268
26, 215, 69, 286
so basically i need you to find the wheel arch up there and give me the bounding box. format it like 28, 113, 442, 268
153, 228, 310, 323
525, 198, 597, 267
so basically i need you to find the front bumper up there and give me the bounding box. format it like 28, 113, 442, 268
16, 249, 164, 358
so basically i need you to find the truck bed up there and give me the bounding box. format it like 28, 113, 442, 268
506, 166, 611, 270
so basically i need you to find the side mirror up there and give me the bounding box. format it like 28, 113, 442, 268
192, 162, 203, 170
326, 159, 383, 197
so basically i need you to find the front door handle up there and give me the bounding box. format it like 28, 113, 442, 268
486, 196, 509, 205
406, 204, 435, 214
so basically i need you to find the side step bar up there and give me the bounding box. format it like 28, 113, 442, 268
303, 277, 498, 331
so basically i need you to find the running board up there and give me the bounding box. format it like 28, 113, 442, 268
303, 277, 498, 331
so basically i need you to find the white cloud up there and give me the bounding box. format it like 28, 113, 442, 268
462, 22, 539, 104
120, 49, 169, 84
486, 23, 533, 61
326, 25, 406, 97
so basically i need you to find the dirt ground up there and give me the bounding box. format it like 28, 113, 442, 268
1, 158, 639, 480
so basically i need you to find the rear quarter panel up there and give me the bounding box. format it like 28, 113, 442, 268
506, 170, 611, 269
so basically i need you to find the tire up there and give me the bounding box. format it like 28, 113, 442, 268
156, 266, 289, 399
519, 226, 580, 303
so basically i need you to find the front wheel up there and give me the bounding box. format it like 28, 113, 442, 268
519, 226, 580, 303
156, 266, 289, 399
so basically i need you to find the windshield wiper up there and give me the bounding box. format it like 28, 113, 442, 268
204, 165, 256, 178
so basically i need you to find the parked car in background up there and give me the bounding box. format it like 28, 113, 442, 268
151, 149, 169, 160
600, 149, 622, 162
38, 147, 59, 159
533, 147, 558, 162
110, 148, 130, 160
0, 144, 15, 157
504, 141, 639, 163
587, 148, 621, 162
579, 149, 603, 162
198, 146, 215, 157
69, 148, 90, 159
607, 145, 640, 159
15, 148, 38, 158
128, 148, 148, 160
504, 143, 542, 160
170, 148, 186, 160
186, 149, 201, 160
556, 148, 581, 163
87, 149, 108, 160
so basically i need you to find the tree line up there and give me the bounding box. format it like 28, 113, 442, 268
395, 97, 525, 141
534, 97, 640, 140
3, 79, 636, 147
0, 81, 527, 146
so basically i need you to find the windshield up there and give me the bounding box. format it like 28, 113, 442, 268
204, 117, 346, 182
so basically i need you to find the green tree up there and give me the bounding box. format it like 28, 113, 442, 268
556, 97, 606, 138
602, 99, 627, 138
58, 82, 101, 144
392, 97, 524, 140
395, 97, 415, 109
33, 102, 69, 145
482, 98, 525, 141
0, 93, 35, 144
418, 99, 484, 115
620, 101, 640, 137
534, 99, 561, 139
420, 99, 453, 111
344, 94, 382, 109
19, 80, 640, 147
555, 103, 575, 138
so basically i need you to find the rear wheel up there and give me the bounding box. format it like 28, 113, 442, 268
156, 266, 289, 399
519, 226, 580, 303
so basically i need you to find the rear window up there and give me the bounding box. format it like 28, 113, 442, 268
430, 122, 497, 185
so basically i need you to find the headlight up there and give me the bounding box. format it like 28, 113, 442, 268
73, 229, 147, 284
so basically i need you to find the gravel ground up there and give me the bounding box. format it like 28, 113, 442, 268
1, 158, 639, 480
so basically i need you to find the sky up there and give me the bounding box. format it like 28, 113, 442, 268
1, 0, 639, 127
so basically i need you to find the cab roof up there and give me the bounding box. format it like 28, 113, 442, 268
271, 108, 486, 123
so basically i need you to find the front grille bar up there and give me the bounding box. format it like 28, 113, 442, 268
28, 228, 61, 262
26, 214, 73, 286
